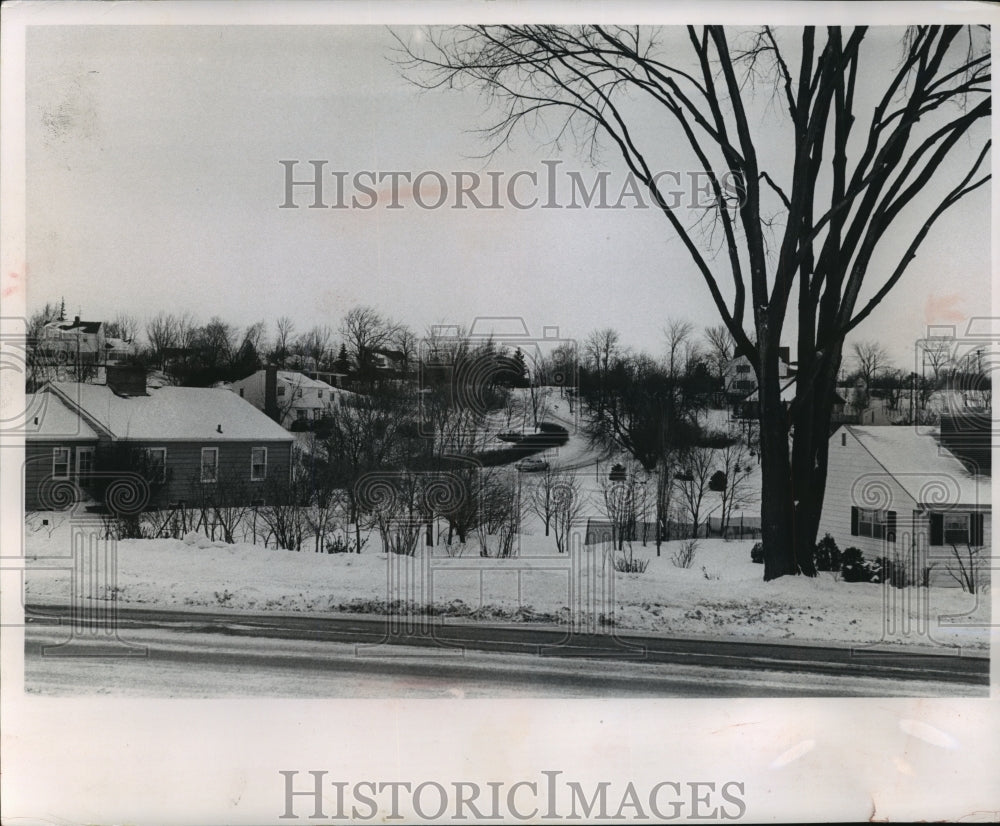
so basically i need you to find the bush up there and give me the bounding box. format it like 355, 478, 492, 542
708, 470, 727, 492
813, 533, 842, 572
612, 546, 649, 573
671, 539, 699, 569
750, 542, 764, 564
841, 547, 875, 582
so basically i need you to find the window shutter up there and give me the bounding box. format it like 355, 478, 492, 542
929, 513, 943, 546
971, 513, 984, 546
887, 511, 897, 543
851, 506, 859, 536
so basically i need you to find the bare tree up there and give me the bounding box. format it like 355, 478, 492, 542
106, 312, 140, 343
704, 324, 735, 385
340, 305, 401, 378
298, 325, 334, 368
921, 335, 955, 383
851, 340, 890, 391
271, 316, 296, 366
392, 325, 418, 378
145, 312, 180, 365
715, 437, 757, 534
664, 318, 698, 380
551, 472, 588, 554
399, 25, 990, 579
945, 543, 985, 594
676, 445, 716, 539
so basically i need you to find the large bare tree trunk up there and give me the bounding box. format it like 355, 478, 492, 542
757, 350, 798, 580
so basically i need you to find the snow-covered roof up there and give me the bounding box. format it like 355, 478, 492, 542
24, 392, 100, 441
845, 425, 990, 509
275, 370, 338, 391
46, 381, 294, 442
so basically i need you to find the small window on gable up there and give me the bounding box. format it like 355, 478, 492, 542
841, 432, 847, 447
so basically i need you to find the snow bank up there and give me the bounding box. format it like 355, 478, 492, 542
23, 514, 988, 650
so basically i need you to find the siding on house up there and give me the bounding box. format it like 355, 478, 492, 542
819, 425, 991, 586
24, 439, 100, 510
26, 383, 297, 511
128, 439, 293, 507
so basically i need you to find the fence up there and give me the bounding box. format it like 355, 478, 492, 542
584, 514, 762, 545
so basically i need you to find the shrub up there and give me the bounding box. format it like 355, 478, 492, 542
813, 533, 842, 572
325, 536, 353, 554
841, 547, 874, 583
750, 542, 764, 564
611, 543, 649, 573
671, 539, 699, 569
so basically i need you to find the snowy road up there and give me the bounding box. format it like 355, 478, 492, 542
23, 611, 987, 698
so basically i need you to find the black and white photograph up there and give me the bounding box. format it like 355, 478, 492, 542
2, 1, 997, 823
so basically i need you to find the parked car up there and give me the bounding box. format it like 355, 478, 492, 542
497, 431, 523, 442
515, 457, 549, 472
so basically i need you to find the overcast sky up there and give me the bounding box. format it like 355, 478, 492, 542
26, 24, 990, 368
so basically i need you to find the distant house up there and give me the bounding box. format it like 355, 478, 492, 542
230, 366, 352, 429
733, 375, 849, 430
723, 346, 792, 397
818, 425, 990, 584
25, 367, 294, 511
36, 315, 106, 364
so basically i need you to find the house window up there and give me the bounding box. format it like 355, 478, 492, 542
736, 364, 751, 374
52, 447, 71, 480
841, 432, 847, 446
239, 388, 245, 398
929, 512, 984, 546
318, 389, 323, 399
944, 513, 971, 545
277, 385, 286, 397
145, 447, 167, 483
200, 447, 219, 482
296, 409, 307, 421
296, 388, 303, 398
851, 507, 896, 541
76, 446, 95, 484
251, 447, 267, 482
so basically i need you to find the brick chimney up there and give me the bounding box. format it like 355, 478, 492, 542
106, 364, 147, 396
263, 365, 280, 422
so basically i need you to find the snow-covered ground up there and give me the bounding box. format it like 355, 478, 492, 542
23, 511, 988, 651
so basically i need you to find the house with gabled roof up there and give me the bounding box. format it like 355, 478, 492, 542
230, 366, 354, 429
818, 424, 990, 584
25, 366, 295, 511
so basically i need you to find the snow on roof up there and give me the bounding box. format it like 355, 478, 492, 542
24, 392, 100, 441
276, 370, 336, 390
47, 382, 294, 442
846, 425, 990, 508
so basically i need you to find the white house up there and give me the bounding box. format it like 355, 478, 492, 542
818, 425, 990, 585
37, 316, 106, 363
230, 367, 351, 429
724, 346, 792, 396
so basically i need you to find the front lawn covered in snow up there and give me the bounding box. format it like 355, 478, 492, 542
23, 513, 988, 651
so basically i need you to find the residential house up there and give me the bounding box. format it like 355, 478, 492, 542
733, 375, 850, 430
230, 366, 351, 429
25, 366, 294, 511
723, 346, 792, 397
818, 425, 990, 585
36, 315, 106, 364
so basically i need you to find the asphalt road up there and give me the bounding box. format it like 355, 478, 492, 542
22, 604, 988, 697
